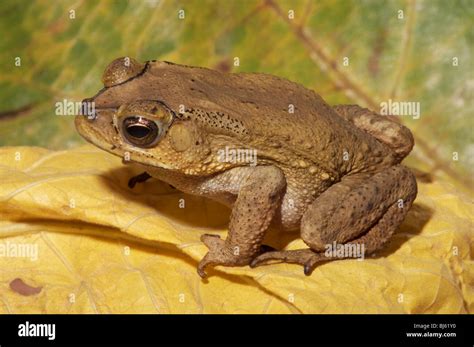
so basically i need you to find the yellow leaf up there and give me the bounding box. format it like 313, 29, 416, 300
0, 146, 472, 313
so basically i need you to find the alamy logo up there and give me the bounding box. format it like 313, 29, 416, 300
55, 98, 96, 119
217, 146, 257, 166
324, 241, 365, 260
0, 241, 38, 261
380, 99, 420, 119
18, 321, 55, 340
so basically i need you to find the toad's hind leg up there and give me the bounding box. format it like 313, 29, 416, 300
250, 165, 417, 275
333, 104, 414, 161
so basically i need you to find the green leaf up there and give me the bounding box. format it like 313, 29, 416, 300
0, 0, 471, 187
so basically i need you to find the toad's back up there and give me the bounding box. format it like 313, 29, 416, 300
156, 62, 399, 174
95, 61, 397, 175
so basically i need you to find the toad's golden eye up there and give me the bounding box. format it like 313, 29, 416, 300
122, 116, 161, 147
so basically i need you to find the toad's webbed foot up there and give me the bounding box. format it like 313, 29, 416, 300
198, 234, 247, 278
198, 234, 276, 278
250, 249, 330, 275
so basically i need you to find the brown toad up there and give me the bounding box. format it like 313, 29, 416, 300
75, 57, 417, 278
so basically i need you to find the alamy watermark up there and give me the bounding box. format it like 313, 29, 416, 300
217, 146, 257, 166
55, 98, 96, 119
0, 241, 38, 261
324, 241, 365, 261
380, 99, 420, 119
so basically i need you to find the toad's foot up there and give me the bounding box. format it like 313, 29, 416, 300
198, 234, 275, 278
128, 172, 151, 189
198, 234, 248, 278
250, 249, 330, 276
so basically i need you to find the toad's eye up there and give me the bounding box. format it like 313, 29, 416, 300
122, 116, 161, 147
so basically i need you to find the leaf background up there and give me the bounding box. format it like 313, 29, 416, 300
0, 0, 472, 186
0, 0, 472, 313
0, 146, 472, 313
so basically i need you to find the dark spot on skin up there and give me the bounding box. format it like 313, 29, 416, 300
10, 278, 42, 296
151, 107, 157, 113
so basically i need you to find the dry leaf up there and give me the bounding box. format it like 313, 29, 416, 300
0, 146, 472, 313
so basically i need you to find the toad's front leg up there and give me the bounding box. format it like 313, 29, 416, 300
197, 166, 286, 278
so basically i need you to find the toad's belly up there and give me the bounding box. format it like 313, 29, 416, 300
272, 186, 317, 231
145, 164, 324, 232
204, 188, 307, 232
